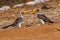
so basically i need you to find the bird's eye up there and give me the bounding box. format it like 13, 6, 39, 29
21, 12, 24, 14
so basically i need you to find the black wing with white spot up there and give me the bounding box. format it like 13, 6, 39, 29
37, 14, 54, 23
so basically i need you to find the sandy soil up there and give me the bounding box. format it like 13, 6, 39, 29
0, 22, 60, 40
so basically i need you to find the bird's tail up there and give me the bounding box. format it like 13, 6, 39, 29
2, 23, 15, 29
49, 20, 54, 23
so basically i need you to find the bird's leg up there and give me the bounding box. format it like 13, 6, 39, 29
19, 22, 22, 28
40, 19, 45, 24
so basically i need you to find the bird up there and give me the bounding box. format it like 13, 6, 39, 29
2, 11, 23, 29
36, 9, 54, 24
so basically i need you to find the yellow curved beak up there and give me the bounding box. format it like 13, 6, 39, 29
32, 9, 38, 14
23, 10, 29, 14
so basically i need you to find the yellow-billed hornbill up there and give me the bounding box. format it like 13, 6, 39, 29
36, 9, 54, 24
2, 11, 23, 29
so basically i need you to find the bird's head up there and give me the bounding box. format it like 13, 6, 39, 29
37, 8, 43, 14
19, 11, 24, 18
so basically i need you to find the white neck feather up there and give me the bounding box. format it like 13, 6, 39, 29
19, 12, 23, 18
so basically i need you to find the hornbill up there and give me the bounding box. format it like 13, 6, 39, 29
2, 11, 23, 29
36, 9, 54, 24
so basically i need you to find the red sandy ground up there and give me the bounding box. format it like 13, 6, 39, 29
0, 22, 60, 40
